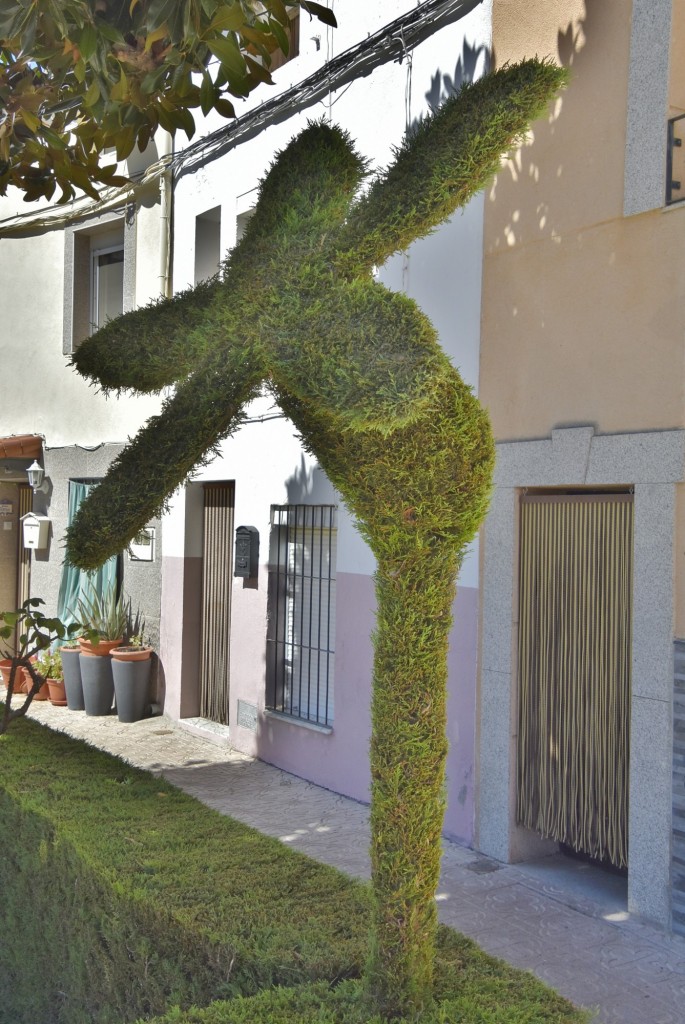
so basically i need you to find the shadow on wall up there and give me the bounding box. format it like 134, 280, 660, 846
285, 454, 338, 507
426, 39, 491, 109
487, 0, 605, 251
410, 38, 491, 137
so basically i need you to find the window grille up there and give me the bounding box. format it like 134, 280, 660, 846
266, 504, 336, 726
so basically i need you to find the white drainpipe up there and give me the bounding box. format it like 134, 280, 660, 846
157, 130, 173, 299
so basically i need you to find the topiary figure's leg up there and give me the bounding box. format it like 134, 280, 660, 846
276, 358, 494, 1018
367, 542, 460, 1016
336, 59, 569, 277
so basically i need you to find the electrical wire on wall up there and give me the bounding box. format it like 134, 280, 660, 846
323, 0, 334, 123
400, 26, 413, 295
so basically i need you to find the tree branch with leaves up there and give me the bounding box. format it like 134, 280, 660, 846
0, 0, 336, 202
0, 598, 82, 734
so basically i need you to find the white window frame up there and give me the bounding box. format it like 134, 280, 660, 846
90, 242, 125, 333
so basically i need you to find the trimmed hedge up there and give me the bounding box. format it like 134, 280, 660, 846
0, 715, 587, 1024
0, 714, 368, 1024
145, 929, 590, 1023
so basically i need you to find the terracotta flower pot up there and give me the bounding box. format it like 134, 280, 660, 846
111, 646, 152, 663
0, 658, 14, 689
78, 637, 123, 657
46, 677, 68, 707
22, 667, 49, 700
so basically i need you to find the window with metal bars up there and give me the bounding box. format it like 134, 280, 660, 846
266, 504, 336, 727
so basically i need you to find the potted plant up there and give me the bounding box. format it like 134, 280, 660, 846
77, 589, 127, 656
35, 649, 67, 706
76, 588, 128, 716
0, 599, 81, 735
60, 641, 85, 710
111, 632, 153, 723
22, 654, 49, 700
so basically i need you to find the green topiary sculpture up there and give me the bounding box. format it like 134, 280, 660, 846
68, 59, 567, 1019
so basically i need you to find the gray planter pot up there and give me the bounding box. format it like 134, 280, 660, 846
111, 656, 151, 723
61, 647, 85, 711
79, 653, 114, 716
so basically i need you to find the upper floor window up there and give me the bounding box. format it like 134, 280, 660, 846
63, 212, 135, 354
91, 245, 124, 331
666, 113, 685, 205
195, 206, 222, 285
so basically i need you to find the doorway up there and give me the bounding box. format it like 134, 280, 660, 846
198, 482, 235, 724
516, 492, 633, 869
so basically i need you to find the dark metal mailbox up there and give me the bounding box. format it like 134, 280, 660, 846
234, 525, 259, 578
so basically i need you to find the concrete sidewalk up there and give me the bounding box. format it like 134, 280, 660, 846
24, 702, 685, 1024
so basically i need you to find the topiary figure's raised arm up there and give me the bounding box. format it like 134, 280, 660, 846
336, 58, 568, 277
66, 346, 262, 569
71, 277, 225, 394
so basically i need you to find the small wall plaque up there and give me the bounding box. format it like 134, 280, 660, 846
129, 526, 155, 562
237, 699, 258, 732
0, 498, 13, 517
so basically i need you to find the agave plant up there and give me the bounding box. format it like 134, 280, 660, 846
76, 588, 129, 642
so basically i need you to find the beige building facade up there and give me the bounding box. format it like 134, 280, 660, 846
478, 0, 685, 933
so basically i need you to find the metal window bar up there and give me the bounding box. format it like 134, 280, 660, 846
266, 504, 336, 726
666, 113, 685, 205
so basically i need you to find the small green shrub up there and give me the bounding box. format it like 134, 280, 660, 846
143, 962, 589, 1024
34, 648, 63, 681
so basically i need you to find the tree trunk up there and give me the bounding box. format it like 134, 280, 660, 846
366, 544, 459, 1018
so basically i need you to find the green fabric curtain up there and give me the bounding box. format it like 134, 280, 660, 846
57, 481, 118, 626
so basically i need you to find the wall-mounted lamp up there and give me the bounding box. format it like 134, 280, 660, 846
27, 460, 49, 494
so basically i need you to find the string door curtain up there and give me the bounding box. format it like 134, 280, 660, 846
57, 481, 118, 626
516, 493, 633, 869
199, 482, 235, 725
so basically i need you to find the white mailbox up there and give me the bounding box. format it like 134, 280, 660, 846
21, 513, 50, 550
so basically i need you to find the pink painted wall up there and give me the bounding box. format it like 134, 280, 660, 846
161, 531, 479, 844
227, 570, 479, 845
